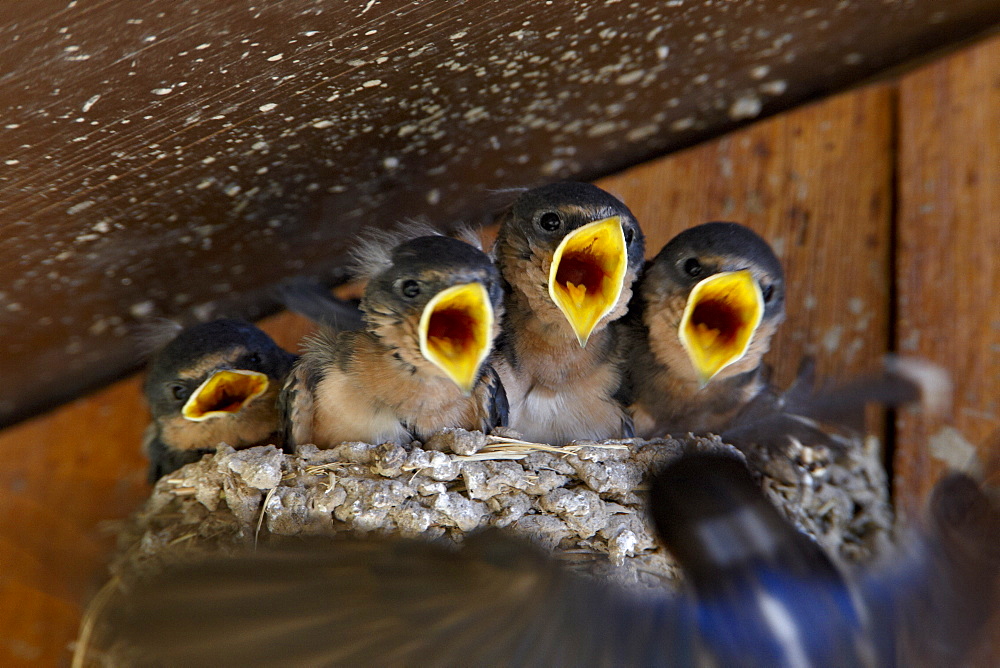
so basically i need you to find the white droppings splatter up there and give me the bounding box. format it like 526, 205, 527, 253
656, 45, 670, 60
615, 70, 644, 85
201, 156, 216, 164
365, 29, 378, 36
92, 220, 111, 234
348, 58, 367, 67
822, 325, 843, 353
426, 188, 441, 205
362, 79, 382, 88
463, 106, 488, 122
267, 53, 284, 62
626, 124, 659, 142
312, 119, 335, 129
729, 94, 762, 120
151, 87, 173, 95
450, 31, 468, 40
67, 200, 95, 215
251, 141, 268, 150
4, 124, 19, 129
196, 178, 214, 190
670, 117, 695, 131
129, 300, 155, 318
750, 65, 770, 80
848, 297, 864, 315
760, 80, 787, 95
259, 102, 277, 112
224, 184, 241, 196
303, 31, 319, 37
195, 42, 211, 50
81, 94, 101, 112
4, 159, 19, 166
382, 156, 400, 169
587, 121, 617, 137
803, 295, 817, 310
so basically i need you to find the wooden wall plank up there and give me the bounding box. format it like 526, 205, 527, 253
0, 311, 315, 666
600, 84, 895, 390
894, 35, 1000, 518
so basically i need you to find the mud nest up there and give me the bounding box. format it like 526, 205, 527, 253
110, 428, 893, 591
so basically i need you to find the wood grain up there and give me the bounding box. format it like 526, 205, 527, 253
600, 85, 895, 391
894, 36, 1000, 518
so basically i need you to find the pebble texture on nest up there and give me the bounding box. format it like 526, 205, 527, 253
112, 428, 894, 591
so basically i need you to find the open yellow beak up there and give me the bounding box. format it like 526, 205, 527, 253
418, 282, 494, 394
548, 216, 628, 347
679, 270, 764, 385
181, 369, 270, 421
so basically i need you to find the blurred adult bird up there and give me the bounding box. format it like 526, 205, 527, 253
619, 222, 785, 439
142, 319, 296, 481
84, 450, 999, 667
281, 229, 507, 449
492, 182, 645, 444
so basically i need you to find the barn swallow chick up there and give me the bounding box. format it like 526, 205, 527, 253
88, 452, 999, 666
621, 222, 785, 438
142, 319, 297, 482
492, 182, 645, 444
282, 232, 506, 449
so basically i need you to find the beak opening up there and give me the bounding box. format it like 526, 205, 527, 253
679, 270, 764, 384
548, 216, 628, 347
419, 282, 494, 394
181, 370, 270, 421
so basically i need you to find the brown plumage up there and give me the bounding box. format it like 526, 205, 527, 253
282, 232, 507, 449
619, 222, 785, 438
492, 182, 645, 444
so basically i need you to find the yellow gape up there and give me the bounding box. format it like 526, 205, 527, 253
418, 282, 494, 394
548, 216, 628, 347
679, 270, 764, 385
181, 370, 270, 421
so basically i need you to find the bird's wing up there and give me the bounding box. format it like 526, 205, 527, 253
92, 532, 690, 667
858, 469, 1000, 666
278, 361, 315, 451
723, 356, 949, 454
274, 281, 366, 331
478, 364, 509, 431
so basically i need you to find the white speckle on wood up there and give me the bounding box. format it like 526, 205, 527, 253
81, 94, 101, 113
67, 200, 95, 215
267, 53, 284, 62
151, 87, 173, 95
259, 103, 277, 112
750, 65, 770, 80
129, 300, 155, 318
760, 79, 787, 95
362, 79, 382, 88
312, 119, 334, 129
426, 188, 441, 205
670, 117, 695, 131
729, 94, 762, 120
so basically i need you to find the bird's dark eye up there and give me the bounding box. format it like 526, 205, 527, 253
538, 212, 562, 232
683, 258, 703, 277
169, 383, 190, 402
762, 284, 775, 303
400, 279, 421, 298
624, 228, 634, 244
247, 352, 262, 366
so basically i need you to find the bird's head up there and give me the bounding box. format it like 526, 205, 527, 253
495, 182, 645, 347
